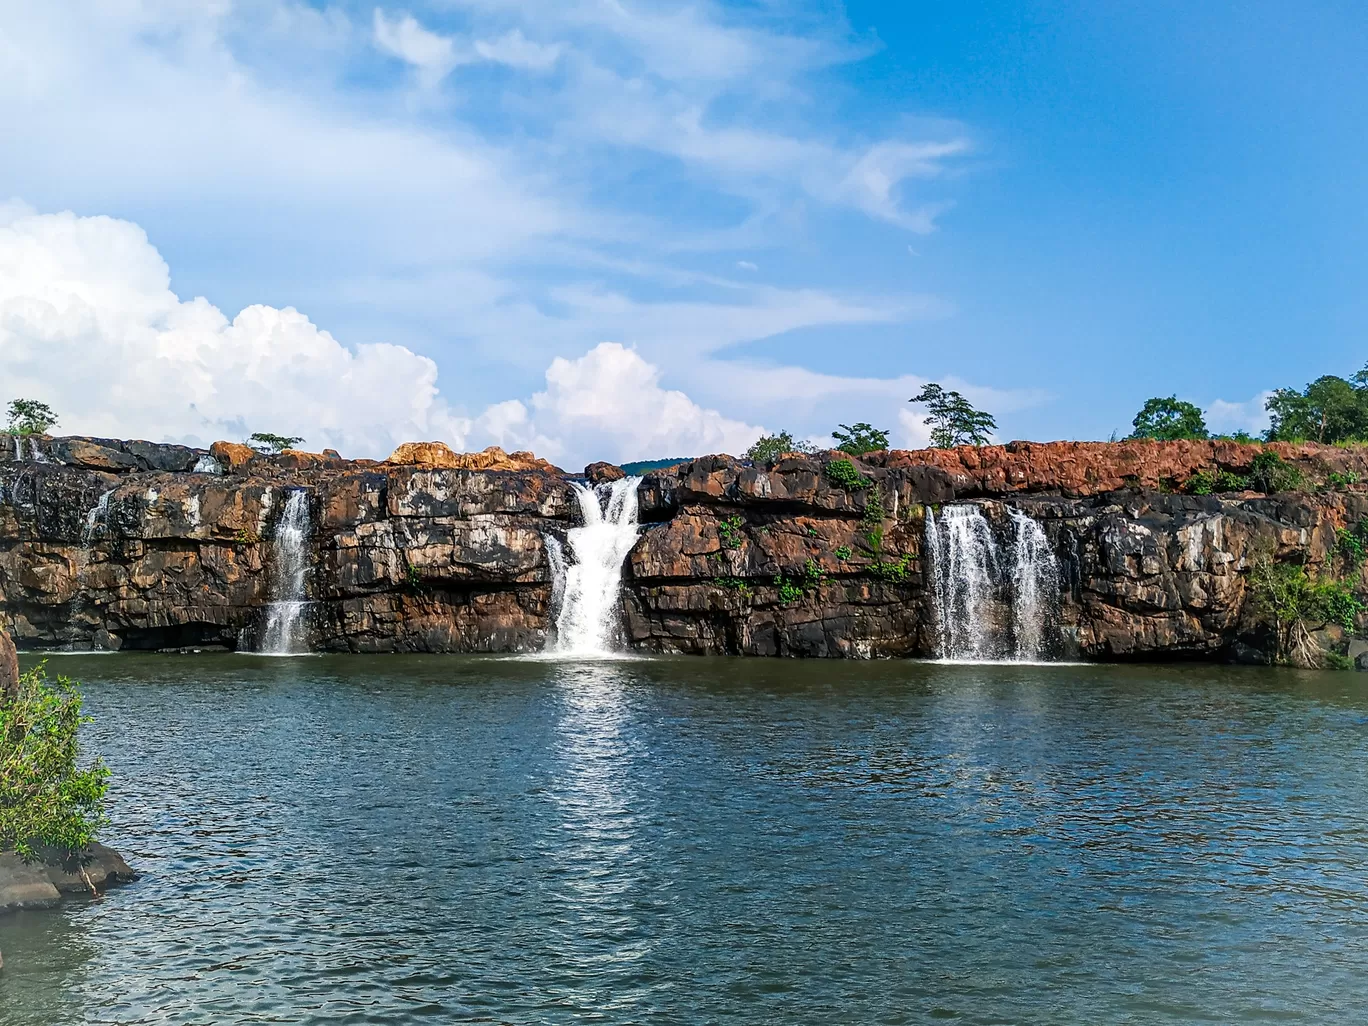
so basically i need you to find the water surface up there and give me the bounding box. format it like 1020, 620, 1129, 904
3, 655, 1368, 1024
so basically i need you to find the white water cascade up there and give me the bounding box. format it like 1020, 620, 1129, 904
925, 503, 1062, 662
260, 489, 312, 654
82, 489, 114, 546
1008, 508, 1061, 661
549, 477, 642, 656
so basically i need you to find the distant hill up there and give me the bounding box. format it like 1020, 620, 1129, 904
620, 457, 694, 474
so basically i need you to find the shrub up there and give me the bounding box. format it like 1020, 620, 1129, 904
1248, 555, 1365, 666
1328, 471, 1360, 489
868, 553, 915, 582
718, 514, 745, 549
834, 545, 852, 560
825, 458, 871, 491
831, 422, 890, 456
1186, 469, 1252, 495
1249, 451, 1302, 493
1, 665, 110, 860
746, 432, 817, 464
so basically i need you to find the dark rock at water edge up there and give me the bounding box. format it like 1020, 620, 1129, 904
0, 843, 137, 915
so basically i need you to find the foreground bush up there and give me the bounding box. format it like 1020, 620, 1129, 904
0, 665, 109, 860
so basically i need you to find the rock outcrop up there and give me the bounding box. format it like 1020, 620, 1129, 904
3, 435, 1367, 663
0, 843, 137, 915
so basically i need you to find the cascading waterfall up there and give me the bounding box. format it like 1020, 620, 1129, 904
83, 489, 114, 546
1009, 508, 1061, 661
925, 503, 1062, 662
260, 489, 312, 654
548, 477, 642, 656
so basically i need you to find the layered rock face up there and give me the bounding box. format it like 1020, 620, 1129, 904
3, 434, 1367, 662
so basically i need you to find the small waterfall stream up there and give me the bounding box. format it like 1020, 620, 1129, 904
925, 503, 1062, 662
548, 477, 642, 656
83, 489, 114, 546
260, 490, 312, 654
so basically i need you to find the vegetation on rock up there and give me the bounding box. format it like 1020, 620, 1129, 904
1128, 396, 1208, 441
908, 384, 996, 447
745, 431, 817, 464
831, 422, 890, 456
1, 664, 110, 860
248, 432, 305, 454
5, 399, 58, 437
1248, 555, 1364, 667
1266, 366, 1368, 443
824, 458, 872, 491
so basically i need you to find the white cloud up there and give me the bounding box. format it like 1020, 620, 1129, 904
474, 29, 563, 70
1206, 392, 1272, 437
474, 343, 763, 469
0, 205, 471, 456
373, 9, 461, 86
736, 260, 758, 271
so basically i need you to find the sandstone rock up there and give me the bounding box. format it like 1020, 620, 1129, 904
386, 442, 562, 474
54, 438, 140, 473
210, 441, 257, 472
585, 461, 626, 484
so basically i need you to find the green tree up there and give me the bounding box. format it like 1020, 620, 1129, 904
831, 422, 890, 455
745, 431, 816, 464
1, 665, 110, 860
908, 384, 996, 448
1265, 370, 1368, 443
1128, 396, 1209, 441
5, 399, 58, 436
248, 432, 305, 454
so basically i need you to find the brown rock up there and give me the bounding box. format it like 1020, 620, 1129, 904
585, 461, 626, 484
0, 626, 17, 700
210, 440, 257, 471
386, 442, 562, 474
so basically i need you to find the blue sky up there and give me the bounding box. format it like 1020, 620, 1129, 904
1, 1, 1365, 464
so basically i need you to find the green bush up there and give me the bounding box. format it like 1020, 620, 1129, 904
718, 514, 745, 549
868, 553, 915, 582
1, 665, 110, 860
825, 458, 872, 491
1249, 451, 1302, 493
834, 545, 852, 560
1186, 469, 1252, 494
745, 431, 817, 464
1249, 555, 1365, 666
1128, 396, 1208, 441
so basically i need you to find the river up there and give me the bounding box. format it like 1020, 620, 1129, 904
3, 655, 1368, 1024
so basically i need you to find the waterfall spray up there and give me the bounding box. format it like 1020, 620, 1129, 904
260, 490, 312, 654
83, 490, 114, 546
549, 478, 642, 656
1009, 508, 1061, 661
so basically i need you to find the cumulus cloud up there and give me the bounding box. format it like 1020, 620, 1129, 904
373, 9, 460, 86
0, 205, 471, 457
1206, 392, 1273, 437
473, 343, 763, 469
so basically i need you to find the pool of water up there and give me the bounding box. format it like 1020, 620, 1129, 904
3, 655, 1368, 1024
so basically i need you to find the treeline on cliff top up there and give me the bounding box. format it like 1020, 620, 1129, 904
7, 362, 1368, 465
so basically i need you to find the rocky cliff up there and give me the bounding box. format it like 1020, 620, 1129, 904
3, 434, 1367, 664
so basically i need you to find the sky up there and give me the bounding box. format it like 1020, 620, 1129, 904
1, 0, 1365, 468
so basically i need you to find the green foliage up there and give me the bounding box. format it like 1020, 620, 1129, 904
831, 422, 890, 456
402, 561, 425, 595
716, 577, 752, 597
1327, 470, 1360, 489
834, 545, 852, 560
908, 383, 996, 448
1, 665, 110, 860
868, 553, 915, 582
1215, 431, 1257, 444
773, 559, 826, 605
1336, 518, 1368, 572
247, 432, 305, 454
825, 458, 872, 491
5, 399, 58, 437
806, 525, 819, 537
1128, 396, 1208, 441
1249, 555, 1365, 665
234, 527, 259, 545
1265, 368, 1368, 444
745, 432, 816, 464
1185, 469, 1252, 495
1249, 451, 1302, 493
718, 514, 745, 549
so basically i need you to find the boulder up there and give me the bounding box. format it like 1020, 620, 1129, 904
125, 440, 199, 473
0, 843, 137, 914
585, 461, 626, 484
54, 438, 140, 473
210, 440, 257, 472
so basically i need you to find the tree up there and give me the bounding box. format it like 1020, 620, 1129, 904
1, 664, 110, 859
1128, 396, 1208, 441
908, 384, 996, 448
6, 399, 58, 436
1265, 370, 1368, 443
248, 432, 305, 454
831, 422, 890, 456
745, 431, 816, 464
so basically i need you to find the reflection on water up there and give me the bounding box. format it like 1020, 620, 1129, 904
2, 655, 1368, 1024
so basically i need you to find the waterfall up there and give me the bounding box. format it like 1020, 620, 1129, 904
925, 503, 1061, 662
549, 477, 642, 656
193, 455, 224, 474
1009, 508, 1060, 661
260, 489, 312, 654
83, 490, 115, 546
